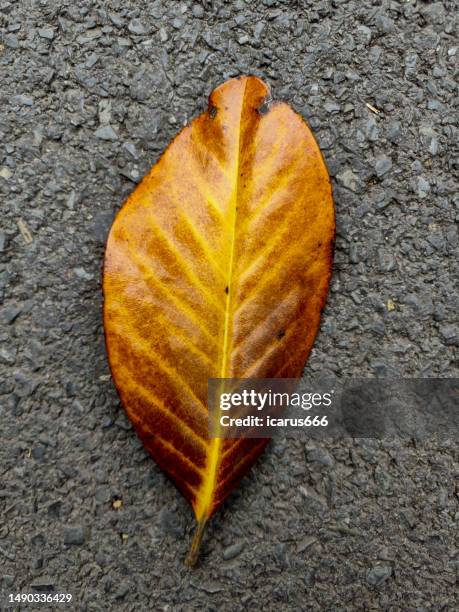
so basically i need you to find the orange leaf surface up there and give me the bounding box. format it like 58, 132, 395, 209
103, 76, 335, 564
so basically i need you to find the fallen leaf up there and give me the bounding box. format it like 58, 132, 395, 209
103, 76, 335, 564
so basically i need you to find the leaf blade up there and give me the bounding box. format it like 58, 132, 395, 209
103, 76, 334, 528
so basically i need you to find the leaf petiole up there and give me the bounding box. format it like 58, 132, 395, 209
185, 516, 208, 567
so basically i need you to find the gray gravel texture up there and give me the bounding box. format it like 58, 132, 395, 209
0, 0, 458, 610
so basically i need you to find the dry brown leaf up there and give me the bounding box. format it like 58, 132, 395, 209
103, 76, 335, 564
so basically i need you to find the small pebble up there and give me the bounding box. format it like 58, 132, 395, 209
375, 15, 394, 33
114, 583, 129, 599
2, 575, 15, 587
366, 565, 392, 587
0, 167, 12, 180
4, 34, 19, 48
11, 94, 34, 107
223, 542, 244, 560
3, 305, 22, 324
63, 526, 85, 546
325, 101, 340, 113
73, 267, 93, 281
31, 576, 54, 591
417, 177, 430, 198
192, 5, 204, 18
336, 169, 359, 192
439, 325, 457, 346
374, 156, 392, 177
306, 447, 333, 467
38, 28, 54, 40
95, 125, 118, 141
128, 19, 147, 35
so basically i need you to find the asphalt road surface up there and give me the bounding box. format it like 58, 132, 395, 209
0, 1, 457, 610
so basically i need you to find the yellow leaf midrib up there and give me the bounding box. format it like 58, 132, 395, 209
195, 79, 248, 520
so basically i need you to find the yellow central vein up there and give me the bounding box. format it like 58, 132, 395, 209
195, 80, 248, 520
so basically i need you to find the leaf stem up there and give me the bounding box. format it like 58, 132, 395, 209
185, 516, 208, 567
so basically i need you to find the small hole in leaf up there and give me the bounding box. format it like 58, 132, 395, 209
277, 330, 285, 339
257, 98, 271, 116
209, 105, 218, 119
224, 286, 229, 294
